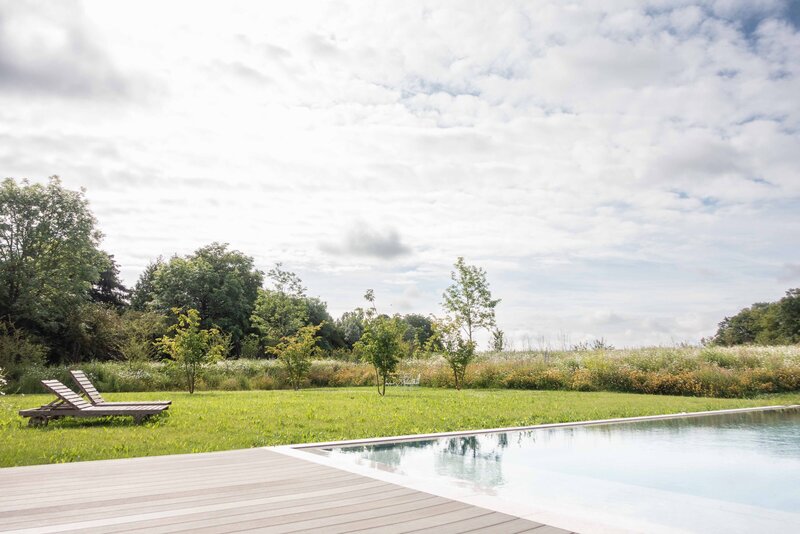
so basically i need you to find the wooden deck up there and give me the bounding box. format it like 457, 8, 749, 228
0, 447, 572, 533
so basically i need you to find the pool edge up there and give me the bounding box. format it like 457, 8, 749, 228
284, 404, 800, 450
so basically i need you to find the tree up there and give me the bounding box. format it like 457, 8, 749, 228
433, 317, 476, 390
267, 263, 306, 297
130, 258, 163, 311
0, 177, 107, 342
0, 321, 47, 384
491, 328, 505, 352
61, 302, 123, 363
0, 366, 6, 394
305, 297, 345, 351
401, 313, 435, 357
712, 289, 800, 346
156, 308, 228, 393
251, 265, 344, 351
269, 324, 321, 390
250, 289, 308, 347
117, 310, 167, 367
91, 253, 129, 309
150, 243, 263, 348
777, 288, 800, 343
442, 257, 501, 345
355, 316, 407, 396
336, 308, 367, 349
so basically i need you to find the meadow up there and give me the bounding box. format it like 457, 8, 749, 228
8, 345, 800, 398
2, 387, 800, 467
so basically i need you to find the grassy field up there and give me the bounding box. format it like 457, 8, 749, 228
2, 387, 799, 467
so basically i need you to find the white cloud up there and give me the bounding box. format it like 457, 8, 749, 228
1, 0, 799, 346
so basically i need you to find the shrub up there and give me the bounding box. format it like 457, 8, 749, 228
0, 322, 47, 387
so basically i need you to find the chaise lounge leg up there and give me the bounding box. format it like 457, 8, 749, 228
28, 416, 48, 427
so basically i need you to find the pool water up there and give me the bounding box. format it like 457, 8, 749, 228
319, 408, 800, 533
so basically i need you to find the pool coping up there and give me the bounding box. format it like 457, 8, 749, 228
286, 403, 800, 450
272, 404, 800, 533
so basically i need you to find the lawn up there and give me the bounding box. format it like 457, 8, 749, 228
2, 387, 799, 467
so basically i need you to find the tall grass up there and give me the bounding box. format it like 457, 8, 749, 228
6, 345, 800, 398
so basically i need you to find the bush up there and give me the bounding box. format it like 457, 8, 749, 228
0, 323, 47, 388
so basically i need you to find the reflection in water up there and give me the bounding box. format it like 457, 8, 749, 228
435, 436, 505, 488
324, 407, 800, 521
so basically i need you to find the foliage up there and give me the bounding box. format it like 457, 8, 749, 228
3, 388, 799, 467
267, 263, 306, 297
129, 258, 163, 311
250, 289, 308, 346
305, 297, 345, 351
251, 266, 343, 352
269, 324, 322, 389
0, 177, 106, 350
355, 316, 407, 395
442, 257, 501, 344
433, 317, 477, 390
491, 328, 505, 352
336, 308, 367, 348
156, 308, 228, 393
150, 243, 263, 347
0, 321, 47, 385
90, 253, 129, 309
5, 346, 800, 398
712, 289, 800, 346
117, 310, 167, 367
62, 302, 124, 363
239, 334, 261, 359
402, 314, 436, 357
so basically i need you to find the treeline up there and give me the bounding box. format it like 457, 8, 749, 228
711, 289, 800, 346
0, 177, 500, 391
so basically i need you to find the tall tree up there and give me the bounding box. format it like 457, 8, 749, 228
150, 243, 263, 347
0, 177, 106, 337
90, 253, 130, 309
251, 265, 343, 351
442, 257, 501, 344
129, 258, 163, 311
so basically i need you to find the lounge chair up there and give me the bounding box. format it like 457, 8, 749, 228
19, 379, 169, 427
70, 370, 171, 407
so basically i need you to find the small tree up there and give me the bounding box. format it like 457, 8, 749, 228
355, 316, 406, 396
491, 328, 505, 352
433, 317, 476, 390
156, 308, 227, 393
269, 324, 321, 390
443, 257, 501, 345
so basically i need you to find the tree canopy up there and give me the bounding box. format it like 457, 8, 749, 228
0, 177, 106, 339
442, 257, 501, 344
712, 289, 800, 346
146, 243, 263, 347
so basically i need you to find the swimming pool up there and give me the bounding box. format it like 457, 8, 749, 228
310, 407, 800, 533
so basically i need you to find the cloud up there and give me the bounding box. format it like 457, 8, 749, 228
0, 1, 132, 98
3, 1, 799, 346
778, 263, 800, 283
321, 225, 412, 259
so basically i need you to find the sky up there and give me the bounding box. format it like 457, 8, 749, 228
1, 0, 799, 348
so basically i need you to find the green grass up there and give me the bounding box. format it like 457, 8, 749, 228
2, 388, 799, 467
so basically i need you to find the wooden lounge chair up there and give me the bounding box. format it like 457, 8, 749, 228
19, 379, 168, 427
70, 370, 171, 407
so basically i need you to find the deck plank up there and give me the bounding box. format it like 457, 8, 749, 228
0, 447, 566, 533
